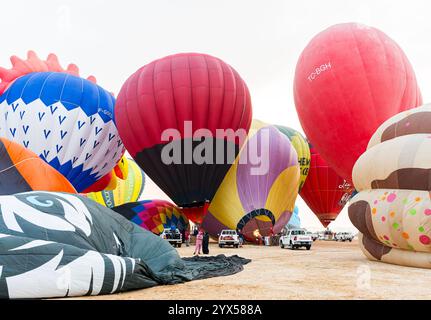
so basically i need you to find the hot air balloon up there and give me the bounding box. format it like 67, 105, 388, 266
115, 53, 252, 223
349, 105, 431, 269
0, 191, 249, 299
275, 125, 310, 191
286, 206, 301, 229
201, 120, 300, 242
113, 199, 189, 235
0, 51, 125, 192
300, 143, 353, 227
294, 23, 422, 183
86, 158, 145, 208
0, 137, 76, 194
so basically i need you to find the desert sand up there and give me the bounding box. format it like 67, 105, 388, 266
77, 240, 431, 300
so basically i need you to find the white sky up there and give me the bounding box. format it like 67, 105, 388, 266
1, 0, 430, 232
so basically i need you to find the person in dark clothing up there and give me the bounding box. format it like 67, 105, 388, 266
181, 228, 186, 244
236, 228, 244, 247
202, 231, 210, 254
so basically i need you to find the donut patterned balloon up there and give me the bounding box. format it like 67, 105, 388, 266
349, 105, 431, 268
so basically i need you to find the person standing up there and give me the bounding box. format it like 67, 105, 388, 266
202, 231, 210, 254
237, 228, 244, 247
185, 229, 190, 247
194, 229, 204, 255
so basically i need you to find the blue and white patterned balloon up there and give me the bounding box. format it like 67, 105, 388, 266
0, 72, 124, 192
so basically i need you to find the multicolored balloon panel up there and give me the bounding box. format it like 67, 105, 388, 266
294, 23, 422, 183
349, 104, 431, 269
86, 158, 145, 208
300, 143, 353, 227
115, 53, 252, 222
202, 120, 300, 241
275, 125, 310, 191
113, 199, 189, 235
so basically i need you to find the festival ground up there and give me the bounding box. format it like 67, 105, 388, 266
75, 240, 431, 300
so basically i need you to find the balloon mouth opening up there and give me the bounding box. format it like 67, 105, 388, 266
180, 200, 208, 208
181, 201, 210, 224
237, 209, 275, 243
320, 215, 337, 227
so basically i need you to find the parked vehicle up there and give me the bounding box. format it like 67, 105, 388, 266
280, 229, 312, 250
160, 228, 182, 247
334, 232, 354, 242
306, 231, 317, 241
218, 229, 240, 248
309, 232, 319, 241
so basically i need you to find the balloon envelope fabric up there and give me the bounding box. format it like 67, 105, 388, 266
0, 191, 250, 299
349, 105, 431, 269
202, 120, 300, 242
294, 23, 422, 183
300, 143, 353, 227
113, 199, 189, 235
86, 158, 145, 208
0, 137, 76, 194
0, 52, 124, 192
275, 125, 310, 191
287, 206, 301, 229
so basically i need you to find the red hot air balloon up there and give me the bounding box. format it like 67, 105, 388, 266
294, 23, 422, 183
300, 143, 353, 227
115, 53, 252, 223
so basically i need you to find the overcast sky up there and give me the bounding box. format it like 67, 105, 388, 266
1, 0, 429, 231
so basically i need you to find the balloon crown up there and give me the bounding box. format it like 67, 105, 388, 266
0, 50, 97, 96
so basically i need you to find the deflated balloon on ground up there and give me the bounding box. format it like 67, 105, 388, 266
0, 191, 250, 299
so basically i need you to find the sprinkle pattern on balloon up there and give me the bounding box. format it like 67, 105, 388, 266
349, 104, 431, 269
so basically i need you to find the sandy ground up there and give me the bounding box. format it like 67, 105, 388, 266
76, 240, 431, 300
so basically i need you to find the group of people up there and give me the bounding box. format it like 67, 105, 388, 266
180, 226, 246, 255
192, 226, 210, 255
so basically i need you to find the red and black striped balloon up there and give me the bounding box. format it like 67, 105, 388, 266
115, 53, 252, 221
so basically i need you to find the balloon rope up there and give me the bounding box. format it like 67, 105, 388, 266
0, 157, 41, 174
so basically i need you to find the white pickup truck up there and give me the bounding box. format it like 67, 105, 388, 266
160, 228, 182, 247
218, 229, 240, 248
280, 229, 312, 250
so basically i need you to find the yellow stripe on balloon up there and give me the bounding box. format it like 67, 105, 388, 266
207, 159, 245, 230
265, 166, 300, 218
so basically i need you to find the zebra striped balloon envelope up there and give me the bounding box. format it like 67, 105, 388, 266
0, 51, 125, 192
202, 120, 300, 242
0, 191, 249, 299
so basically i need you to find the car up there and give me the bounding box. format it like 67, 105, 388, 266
334, 232, 354, 242
280, 228, 312, 250
160, 228, 182, 247
218, 229, 240, 248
